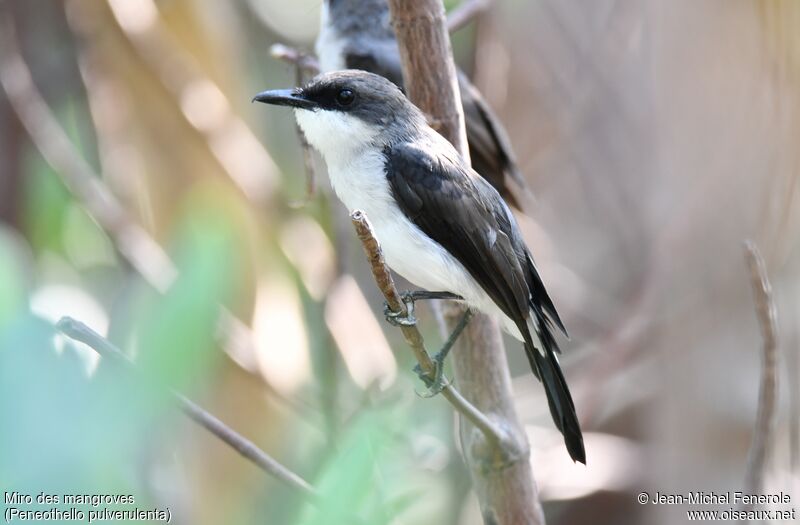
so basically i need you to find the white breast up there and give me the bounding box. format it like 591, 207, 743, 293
329, 150, 470, 293
325, 148, 522, 339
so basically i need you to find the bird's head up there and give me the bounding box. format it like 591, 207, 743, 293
253, 70, 423, 161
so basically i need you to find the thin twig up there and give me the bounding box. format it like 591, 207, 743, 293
270, 44, 318, 201
270, 43, 320, 75
789, 307, 799, 494
447, 0, 492, 33
742, 240, 779, 501
55, 317, 318, 499
350, 210, 510, 449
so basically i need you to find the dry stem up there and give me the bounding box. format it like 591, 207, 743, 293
270, 44, 318, 200
447, 0, 492, 33
270, 43, 321, 75
742, 241, 779, 501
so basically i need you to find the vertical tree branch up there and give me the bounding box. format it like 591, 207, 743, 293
385, 1, 544, 523
742, 241, 779, 502
388, 1, 469, 156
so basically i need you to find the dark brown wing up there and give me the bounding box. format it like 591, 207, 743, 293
384, 141, 584, 463
384, 141, 563, 334
384, 141, 530, 323
457, 71, 531, 211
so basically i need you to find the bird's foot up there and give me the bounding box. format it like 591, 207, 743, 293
413, 354, 449, 398
400, 290, 463, 303
412, 307, 473, 398
383, 297, 417, 327
382, 290, 461, 327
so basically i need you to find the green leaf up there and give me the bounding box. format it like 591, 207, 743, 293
294, 407, 427, 525
0, 228, 30, 330
135, 188, 241, 392
21, 149, 71, 253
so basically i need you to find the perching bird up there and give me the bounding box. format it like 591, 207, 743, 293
253, 71, 585, 463
316, 0, 531, 211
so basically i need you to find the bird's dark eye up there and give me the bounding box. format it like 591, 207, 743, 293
336, 89, 355, 106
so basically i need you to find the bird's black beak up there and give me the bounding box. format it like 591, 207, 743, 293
252, 89, 317, 109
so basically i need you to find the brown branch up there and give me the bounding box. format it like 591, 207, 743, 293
447, 0, 492, 33
350, 210, 512, 449
388, 0, 469, 155
269, 43, 320, 75
56, 317, 318, 499
742, 241, 779, 501
385, 1, 543, 523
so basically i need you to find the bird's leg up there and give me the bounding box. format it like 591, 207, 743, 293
414, 308, 474, 397
402, 290, 463, 302
383, 290, 463, 327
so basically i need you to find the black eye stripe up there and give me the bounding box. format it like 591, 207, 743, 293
301, 83, 360, 111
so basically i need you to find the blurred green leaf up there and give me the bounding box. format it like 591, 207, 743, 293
135, 186, 241, 392
294, 405, 438, 525
0, 228, 30, 330
62, 204, 117, 269
0, 312, 159, 503
21, 148, 71, 254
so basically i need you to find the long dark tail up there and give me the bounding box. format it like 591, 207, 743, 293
523, 329, 586, 464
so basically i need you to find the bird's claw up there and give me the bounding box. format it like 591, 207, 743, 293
383, 292, 418, 326
383, 290, 465, 396
412, 351, 449, 398
399, 290, 417, 305
384, 309, 417, 327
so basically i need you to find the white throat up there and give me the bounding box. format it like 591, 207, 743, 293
293, 107, 387, 211
294, 108, 378, 167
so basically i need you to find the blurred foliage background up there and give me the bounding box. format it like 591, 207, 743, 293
0, 0, 799, 524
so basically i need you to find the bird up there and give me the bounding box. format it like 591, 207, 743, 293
315, 0, 531, 211
253, 70, 585, 463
